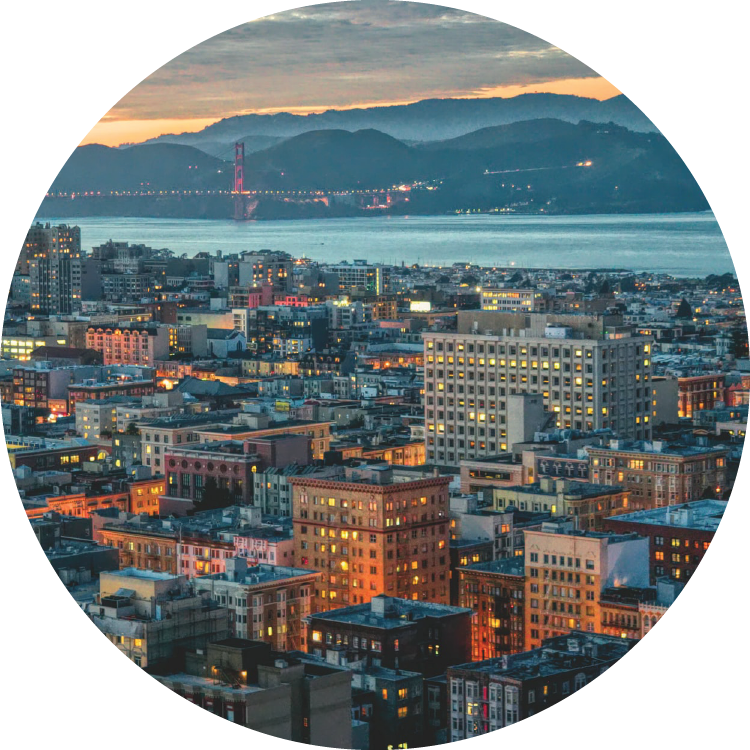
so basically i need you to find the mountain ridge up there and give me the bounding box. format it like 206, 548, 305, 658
125, 93, 656, 158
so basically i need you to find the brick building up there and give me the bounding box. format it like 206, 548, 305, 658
290, 464, 452, 612
677, 373, 725, 418
602, 499, 726, 583
588, 439, 728, 509
458, 557, 525, 661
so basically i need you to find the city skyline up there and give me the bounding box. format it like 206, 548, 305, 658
83, 1, 620, 147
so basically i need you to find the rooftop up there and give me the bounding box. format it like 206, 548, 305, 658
605, 500, 727, 531
198, 563, 319, 586
459, 557, 525, 577
311, 595, 471, 629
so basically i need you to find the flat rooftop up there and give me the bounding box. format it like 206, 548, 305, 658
311, 596, 471, 629
605, 500, 727, 531
106, 567, 179, 581
458, 557, 525, 577
199, 564, 317, 586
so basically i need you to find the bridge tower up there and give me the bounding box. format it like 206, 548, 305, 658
233, 141, 248, 220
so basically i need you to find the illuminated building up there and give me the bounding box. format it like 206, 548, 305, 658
489, 477, 630, 531
677, 373, 726, 418
588, 440, 728, 509
523, 520, 649, 650
328, 260, 391, 295
238, 251, 293, 290
26, 223, 82, 314
424, 311, 654, 465
307, 595, 471, 677
447, 633, 636, 740
602, 499, 726, 583
85, 325, 169, 366
194, 558, 320, 650
480, 288, 548, 312
290, 465, 452, 612
458, 558, 525, 660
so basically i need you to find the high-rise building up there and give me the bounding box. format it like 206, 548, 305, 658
26, 223, 82, 314
423, 311, 654, 465
290, 464, 452, 612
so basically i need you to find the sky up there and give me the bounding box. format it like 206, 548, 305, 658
83, 1, 621, 147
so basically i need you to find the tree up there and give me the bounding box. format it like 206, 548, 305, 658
192, 476, 233, 513
730, 326, 749, 358
675, 298, 692, 319
125, 422, 140, 436
598, 279, 611, 295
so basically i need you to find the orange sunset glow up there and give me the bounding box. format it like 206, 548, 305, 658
82, 77, 620, 148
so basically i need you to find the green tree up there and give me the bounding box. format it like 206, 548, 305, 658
676, 298, 692, 319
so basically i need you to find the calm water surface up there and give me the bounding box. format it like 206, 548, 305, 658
38, 212, 733, 276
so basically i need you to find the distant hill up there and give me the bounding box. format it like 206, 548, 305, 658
133, 93, 657, 157
50, 143, 229, 193
44, 118, 706, 216
122, 134, 284, 160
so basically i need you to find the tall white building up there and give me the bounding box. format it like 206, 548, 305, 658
423, 311, 653, 466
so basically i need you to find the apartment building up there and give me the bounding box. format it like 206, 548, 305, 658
85, 325, 169, 366
588, 439, 728, 509
86, 569, 231, 669
480, 288, 548, 312
523, 520, 649, 650
290, 464, 452, 612
677, 373, 726, 418
489, 477, 630, 531
423, 311, 654, 465
447, 633, 636, 741
307, 594, 471, 677
193, 558, 320, 650
458, 557, 525, 661
603, 499, 726, 583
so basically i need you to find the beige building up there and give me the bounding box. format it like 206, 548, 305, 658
524, 521, 649, 650
423, 311, 654, 466
193, 559, 321, 651
86, 325, 169, 366
86, 568, 231, 668
490, 477, 630, 530
480, 288, 547, 312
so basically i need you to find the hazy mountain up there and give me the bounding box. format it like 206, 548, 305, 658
45, 119, 705, 216
50, 143, 228, 193
132, 93, 656, 157
122, 134, 284, 160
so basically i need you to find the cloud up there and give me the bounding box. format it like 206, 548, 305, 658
105, 1, 607, 122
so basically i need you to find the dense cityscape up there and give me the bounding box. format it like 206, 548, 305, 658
2, 222, 744, 746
